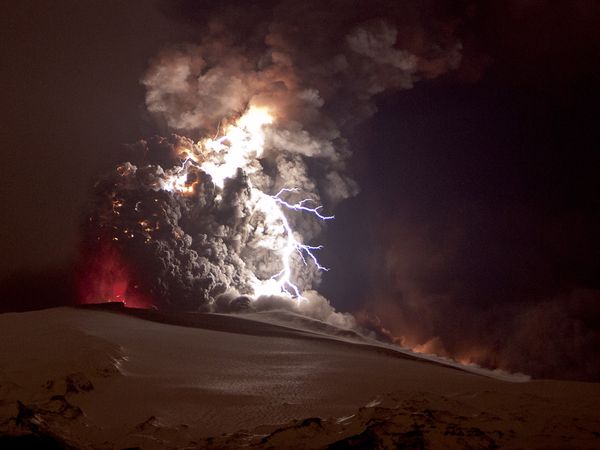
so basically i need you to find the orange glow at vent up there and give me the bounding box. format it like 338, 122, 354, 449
78, 243, 152, 309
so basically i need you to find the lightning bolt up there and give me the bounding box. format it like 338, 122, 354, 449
161, 106, 334, 302
253, 188, 333, 299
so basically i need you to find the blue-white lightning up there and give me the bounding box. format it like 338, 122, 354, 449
162, 105, 334, 303
271, 188, 335, 221
253, 188, 333, 299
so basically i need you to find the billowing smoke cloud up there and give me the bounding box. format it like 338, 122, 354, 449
142, 0, 462, 206
80, 0, 462, 321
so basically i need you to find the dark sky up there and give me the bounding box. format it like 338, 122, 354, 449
1, 0, 194, 272
1, 1, 599, 380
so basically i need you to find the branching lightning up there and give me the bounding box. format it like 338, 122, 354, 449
252, 188, 332, 299
271, 188, 335, 221
161, 106, 333, 303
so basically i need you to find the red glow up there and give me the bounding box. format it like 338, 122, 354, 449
78, 243, 153, 309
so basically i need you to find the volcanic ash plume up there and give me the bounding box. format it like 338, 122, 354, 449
80, 2, 462, 321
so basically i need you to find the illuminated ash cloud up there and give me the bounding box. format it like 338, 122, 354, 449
143, 0, 462, 203
82, 158, 250, 310
81, 115, 330, 311
81, 0, 463, 315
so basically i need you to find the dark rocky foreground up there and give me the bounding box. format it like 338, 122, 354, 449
3, 387, 599, 449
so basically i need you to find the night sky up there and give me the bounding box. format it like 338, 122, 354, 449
1, 1, 599, 381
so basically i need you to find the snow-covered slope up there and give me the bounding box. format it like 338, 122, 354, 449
0, 306, 598, 449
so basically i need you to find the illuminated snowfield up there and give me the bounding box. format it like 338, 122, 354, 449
1, 307, 598, 449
